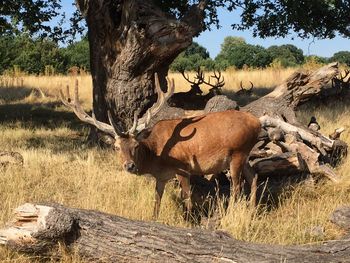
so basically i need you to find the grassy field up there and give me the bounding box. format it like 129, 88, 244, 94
0, 67, 349, 262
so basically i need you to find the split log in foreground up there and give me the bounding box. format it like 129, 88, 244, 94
1, 203, 350, 262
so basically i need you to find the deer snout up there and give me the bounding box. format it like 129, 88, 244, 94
124, 162, 137, 174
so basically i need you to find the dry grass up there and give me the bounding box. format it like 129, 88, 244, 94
0, 67, 350, 262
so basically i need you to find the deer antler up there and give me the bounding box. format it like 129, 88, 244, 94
238, 81, 254, 94
60, 79, 123, 137
203, 70, 225, 89
135, 73, 175, 131
61, 74, 174, 137
180, 67, 204, 86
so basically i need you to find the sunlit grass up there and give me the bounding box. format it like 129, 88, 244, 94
0, 67, 349, 262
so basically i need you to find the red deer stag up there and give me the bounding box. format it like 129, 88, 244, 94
202, 70, 225, 99
236, 81, 254, 96
168, 68, 204, 109
60, 75, 261, 219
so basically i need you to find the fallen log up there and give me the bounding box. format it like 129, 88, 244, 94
242, 62, 339, 124
256, 115, 345, 182
1, 203, 350, 262
251, 152, 306, 176
259, 115, 334, 151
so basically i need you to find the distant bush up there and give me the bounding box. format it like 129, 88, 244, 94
170, 42, 216, 72
215, 36, 272, 69
0, 34, 89, 75
329, 51, 350, 66
267, 44, 304, 67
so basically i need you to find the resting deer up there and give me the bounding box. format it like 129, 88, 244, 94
202, 70, 225, 100
61, 75, 261, 219
236, 81, 254, 96
168, 68, 204, 109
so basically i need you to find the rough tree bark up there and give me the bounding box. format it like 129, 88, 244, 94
1, 203, 350, 262
76, 0, 206, 131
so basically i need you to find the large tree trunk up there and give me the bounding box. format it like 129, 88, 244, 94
76, 0, 206, 131
1, 203, 350, 262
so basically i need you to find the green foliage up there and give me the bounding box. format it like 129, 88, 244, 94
0, 1, 62, 36
233, 0, 350, 39
0, 35, 18, 73
215, 37, 272, 69
267, 45, 304, 67
184, 42, 209, 59
329, 51, 350, 66
2, 0, 349, 43
0, 34, 66, 74
170, 42, 214, 71
0, 34, 90, 75
61, 37, 90, 71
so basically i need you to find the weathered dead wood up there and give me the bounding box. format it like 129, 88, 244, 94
251, 152, 306, 176
260, 115, 334, 151
204, 95, 239, 113
242, 62, 339, 124
331, 207, 350, 230
256, 115, 346, 182
1, 203, 350, 263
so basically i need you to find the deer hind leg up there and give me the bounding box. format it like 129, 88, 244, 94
229, 154, 247, 200
153, 179, 167, 220
176, 174, 192, 218
243, 161, 258, 207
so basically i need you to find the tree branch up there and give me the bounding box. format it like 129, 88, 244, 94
181, 0, 208, 36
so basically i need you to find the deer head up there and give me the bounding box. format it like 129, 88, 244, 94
180, 67, 204, 95
202, 70, 225, 97
236, 81, 254, 96
60, 74, 174, 173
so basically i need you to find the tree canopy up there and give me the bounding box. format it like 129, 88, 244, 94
267, 45, 304, 67
330, 51, 350, 66
0, 34, 89, 75
1, 1, 350, 42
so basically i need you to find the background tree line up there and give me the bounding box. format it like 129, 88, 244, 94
0, 34, 349, 75
0, 34, 89, 75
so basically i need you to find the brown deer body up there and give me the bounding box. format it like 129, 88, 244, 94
61, 75, 261, 219
119, 110, 260, 217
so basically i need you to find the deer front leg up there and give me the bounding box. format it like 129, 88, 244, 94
153, 179, 166, 220
176, 174, 192, 218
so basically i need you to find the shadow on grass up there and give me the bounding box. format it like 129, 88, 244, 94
183, 171, 315, 225
0, 102, 84, 130
223, 87, 273, 107
0, 101, 94, 153
0, 86, 35, 103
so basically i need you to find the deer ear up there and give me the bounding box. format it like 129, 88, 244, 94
136, 129, 152, 141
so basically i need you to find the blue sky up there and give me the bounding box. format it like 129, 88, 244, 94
60, 2, 350, 59
195, 8, 350, 58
